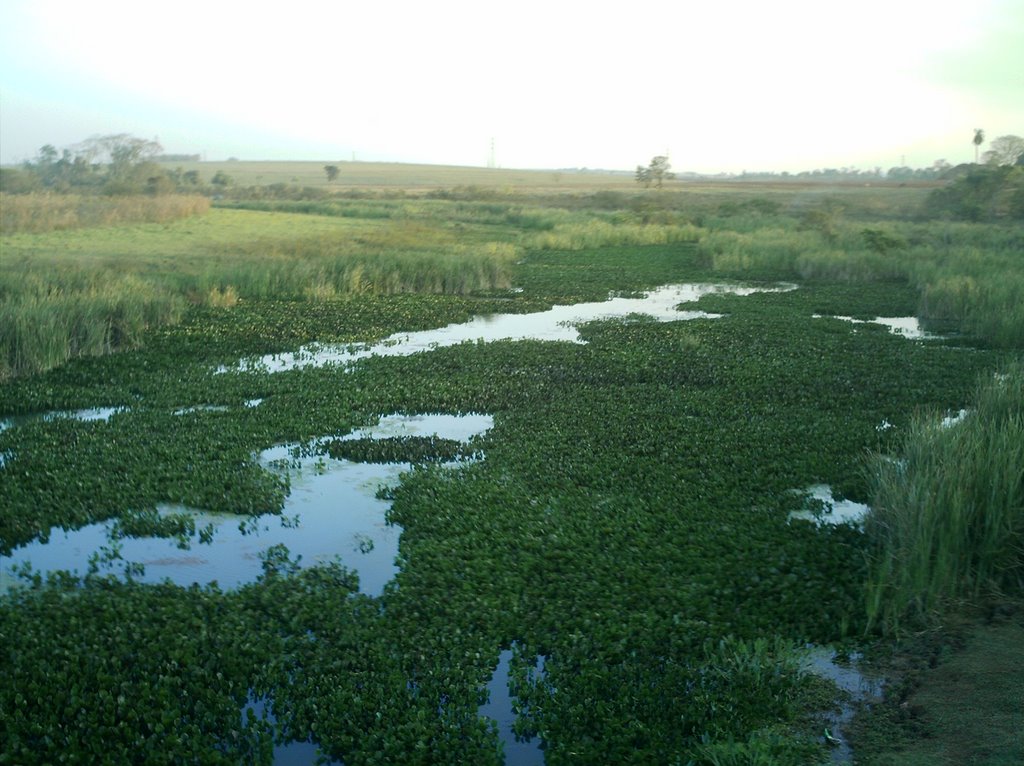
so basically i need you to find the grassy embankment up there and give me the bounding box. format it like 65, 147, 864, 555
0, 193, 210, 233
0, 204, 521, 379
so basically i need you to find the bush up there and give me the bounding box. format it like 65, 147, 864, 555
926, 166, 1024, 221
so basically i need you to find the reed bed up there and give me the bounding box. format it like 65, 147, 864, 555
694, 218, 1024, 348
0, 193, 210, 233
193, 235, 518, 299
0, 217, 519, 378
0, 273, 185, 379
863, 364, 1024, 634
523, 220, 701, 250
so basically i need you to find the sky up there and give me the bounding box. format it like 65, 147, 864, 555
1, 0, 1022, 174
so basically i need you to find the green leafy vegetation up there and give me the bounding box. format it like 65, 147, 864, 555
322, 435, 468, 464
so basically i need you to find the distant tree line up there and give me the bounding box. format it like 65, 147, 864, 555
925, 164, 1024, 221
923, 133, 1024, 221
153, 153, 201, 163
0, 135, 219, 196
737, 164, 952, 182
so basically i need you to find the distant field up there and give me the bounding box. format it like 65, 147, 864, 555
158, 158, 938, 199
159, 159, 640, 191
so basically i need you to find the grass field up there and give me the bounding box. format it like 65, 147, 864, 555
0, 169, 1021, 764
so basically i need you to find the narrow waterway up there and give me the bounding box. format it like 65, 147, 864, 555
227, 282, 797, 373
803, 647, 885, 763
479, 649, 547, 765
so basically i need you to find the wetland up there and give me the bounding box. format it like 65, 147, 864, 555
1, 182, 1021, 764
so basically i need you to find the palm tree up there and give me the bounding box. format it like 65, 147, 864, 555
973, 129, 985, 163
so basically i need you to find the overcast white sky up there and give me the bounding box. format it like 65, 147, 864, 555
1, 0, 1021, 173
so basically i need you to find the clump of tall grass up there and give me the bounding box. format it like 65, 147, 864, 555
696, 219, 1024, 348
911, 246, 1024, 348
0, 274, 185, 379
697, 224, 913, 282
206, 285, 240, 308
697, 228, 805, 276
524, 220, 700, 250
0, 193, 210, 233
863, 364, 1024, 634
197, 233, 518, 299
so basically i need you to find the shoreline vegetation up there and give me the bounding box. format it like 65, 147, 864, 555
3, 174, 1022, 380
1, 158, 1021, 764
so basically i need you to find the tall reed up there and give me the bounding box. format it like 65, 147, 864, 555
0, 274, 185, 379
863, 364, 1024, 634
696, 219, 1024, 348
0, 222, 519, 378
524, 220, 700, 250
194, 234, 518, 299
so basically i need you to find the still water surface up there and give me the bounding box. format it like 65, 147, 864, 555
228, 282, 797, 373
0, 414, 493, 595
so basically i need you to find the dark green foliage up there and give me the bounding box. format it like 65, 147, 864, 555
861, 228, 906, 255
322, 436, 467, 464
925, 165, 1024, 221
0, 578, 277, 764
716, 197, 783, 217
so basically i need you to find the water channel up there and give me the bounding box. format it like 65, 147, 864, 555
802, 647, 885, 763
226, 282, 799, 373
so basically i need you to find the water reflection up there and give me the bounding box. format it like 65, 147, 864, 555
811, 314, 940, 339
0, 406, 125, 432
803, 647, 884, 763
1, 413, 493, 595
242, 694, 344, 766
480, 649, 546, 765
228, 282, 796, 374
788, 485, 870, 527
